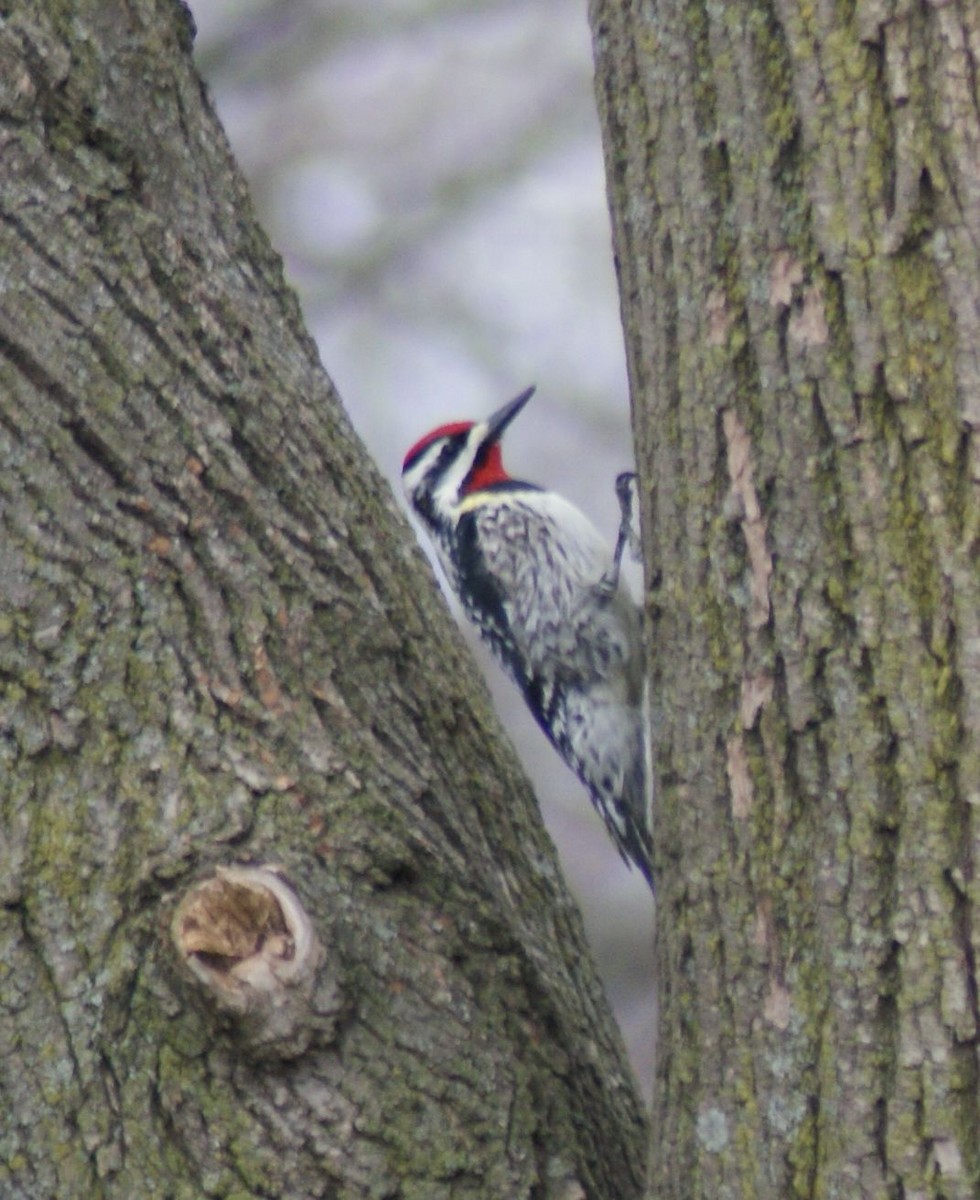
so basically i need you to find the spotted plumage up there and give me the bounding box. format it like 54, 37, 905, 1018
402, 386, 652, 887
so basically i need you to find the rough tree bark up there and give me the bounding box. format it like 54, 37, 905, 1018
0, 3, 648, 1197
591, 0, 980, 1196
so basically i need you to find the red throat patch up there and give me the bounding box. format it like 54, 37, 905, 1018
462, 443, 509, 494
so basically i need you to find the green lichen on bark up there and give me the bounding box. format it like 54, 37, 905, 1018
592, 0, 980, 1195
1, 2, 649, 1198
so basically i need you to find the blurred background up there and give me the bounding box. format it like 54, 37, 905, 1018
191, 0, 654, 1095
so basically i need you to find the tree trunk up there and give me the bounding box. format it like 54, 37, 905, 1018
0, 3, 648, 1197
591, 0, 980, 1195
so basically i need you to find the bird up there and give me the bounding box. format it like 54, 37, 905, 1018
402, 385, 652, 887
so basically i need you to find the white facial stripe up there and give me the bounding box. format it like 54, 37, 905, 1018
402, 423, 489, 523
402, 438, 446, 498
436, 423, 485, 501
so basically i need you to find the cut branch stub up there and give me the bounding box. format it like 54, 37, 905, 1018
171, 864, 335, 1059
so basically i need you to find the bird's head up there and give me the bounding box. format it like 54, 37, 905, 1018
401, 385, 535, 530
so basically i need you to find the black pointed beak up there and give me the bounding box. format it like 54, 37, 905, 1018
483, 385, 535, 446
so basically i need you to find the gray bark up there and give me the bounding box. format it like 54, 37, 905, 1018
591, 0, 980, 1196
0, 3, 647, 1197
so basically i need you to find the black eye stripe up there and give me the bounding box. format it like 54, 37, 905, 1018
425, 432, 468, 487
436, 434, 467, 477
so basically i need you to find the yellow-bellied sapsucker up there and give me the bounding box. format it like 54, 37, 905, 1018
402, 385, 652, 888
